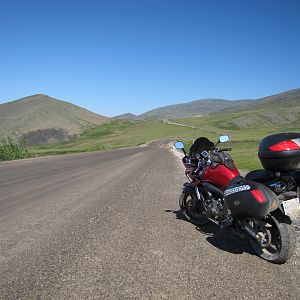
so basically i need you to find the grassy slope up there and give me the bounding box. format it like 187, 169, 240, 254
35, 120, 197, 155
175, 101, 300, 169
0, 94, 108, 136
32, 117, 278, 170
34, 106, 300, 170
139, 99, 243, 119
33, 90, 300, 170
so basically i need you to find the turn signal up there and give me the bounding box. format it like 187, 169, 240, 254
269, 140, 300, 152
250, 189, 266, 203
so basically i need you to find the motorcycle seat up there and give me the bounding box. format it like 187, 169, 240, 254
229, 176, 245, 186
245, 169, 275, 183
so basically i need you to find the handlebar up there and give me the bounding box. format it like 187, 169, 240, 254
186, 147, 232, 161
216, 147, 232, 152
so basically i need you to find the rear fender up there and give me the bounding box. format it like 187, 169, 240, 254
293, 171, 300, 187
270, 207, 292, 224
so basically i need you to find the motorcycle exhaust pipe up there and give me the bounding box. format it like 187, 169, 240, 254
241, 222, 269, 247
242, 223, 259, 240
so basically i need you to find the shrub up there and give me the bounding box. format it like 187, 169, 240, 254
86, 141, 107, 152
0, 136, 32, 161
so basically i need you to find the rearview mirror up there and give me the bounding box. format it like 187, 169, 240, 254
219, 135, 230, 143
174, 141, 185, 149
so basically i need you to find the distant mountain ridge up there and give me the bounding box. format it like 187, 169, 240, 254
112, 113, 138, 119
213, 88, 300, 115
113, 88, 300, 119
210, 88, 300, 130
0, 94, 109, 144
139, 99, 250, 119
1, 88, 299, 145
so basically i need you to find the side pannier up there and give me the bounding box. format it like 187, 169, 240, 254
224, 179, 278, 219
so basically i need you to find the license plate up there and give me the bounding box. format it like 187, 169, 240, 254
282, 198, 300, 220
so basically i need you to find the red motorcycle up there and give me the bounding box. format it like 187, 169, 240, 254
175, 133, 300, 264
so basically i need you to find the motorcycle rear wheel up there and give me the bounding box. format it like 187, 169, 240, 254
179, 192, 209, 225
248, 213, 296, 264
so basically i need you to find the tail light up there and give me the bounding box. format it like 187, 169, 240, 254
250, 189, 266, 203
269, 139, 300, 152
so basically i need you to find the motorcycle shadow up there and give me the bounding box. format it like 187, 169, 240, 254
166, 209, 256, 256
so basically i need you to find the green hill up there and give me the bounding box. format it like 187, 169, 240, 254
112, 113, 138, 120
208, 89, 300, 130
139, 99, 250, 119
137, 88, 300, 120
47, 87, 297, 169
0, 94, 109, 144
1, 88, 299, 169
172, 90, 300, 169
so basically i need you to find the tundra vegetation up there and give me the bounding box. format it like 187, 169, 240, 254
28, 89, 300, 169
1, 89, 299, 169
33, 114, 299, 170
0, 137, 32, 161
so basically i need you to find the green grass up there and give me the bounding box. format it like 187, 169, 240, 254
174, 110, 300, 170
33, 119, 197, 156
32, 111, 299, 171
0, 137, 32, 161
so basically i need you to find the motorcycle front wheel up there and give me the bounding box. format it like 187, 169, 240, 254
179, 192, 209, 225
248, 213, 296, 264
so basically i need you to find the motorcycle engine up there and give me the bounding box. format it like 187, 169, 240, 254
205, 193, 229, 223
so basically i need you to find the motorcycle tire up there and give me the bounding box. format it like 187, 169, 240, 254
248, 213, 296, 264
179, 192, 209, 225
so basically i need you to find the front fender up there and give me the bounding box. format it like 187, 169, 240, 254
179, 183, 196, 210
182, 182, 196, 197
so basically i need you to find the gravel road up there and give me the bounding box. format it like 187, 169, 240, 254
0, 141, 299, 299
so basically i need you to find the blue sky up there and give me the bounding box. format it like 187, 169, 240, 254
0, 0, 299, 116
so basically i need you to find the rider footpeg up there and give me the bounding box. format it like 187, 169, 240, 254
220, 216, 233, 228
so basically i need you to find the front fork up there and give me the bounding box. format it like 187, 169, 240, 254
195, 186, 202, 201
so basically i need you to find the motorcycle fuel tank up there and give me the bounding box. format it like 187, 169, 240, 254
201, 164, 240, 190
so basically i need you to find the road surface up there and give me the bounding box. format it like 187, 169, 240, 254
0, 141, 299, 299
